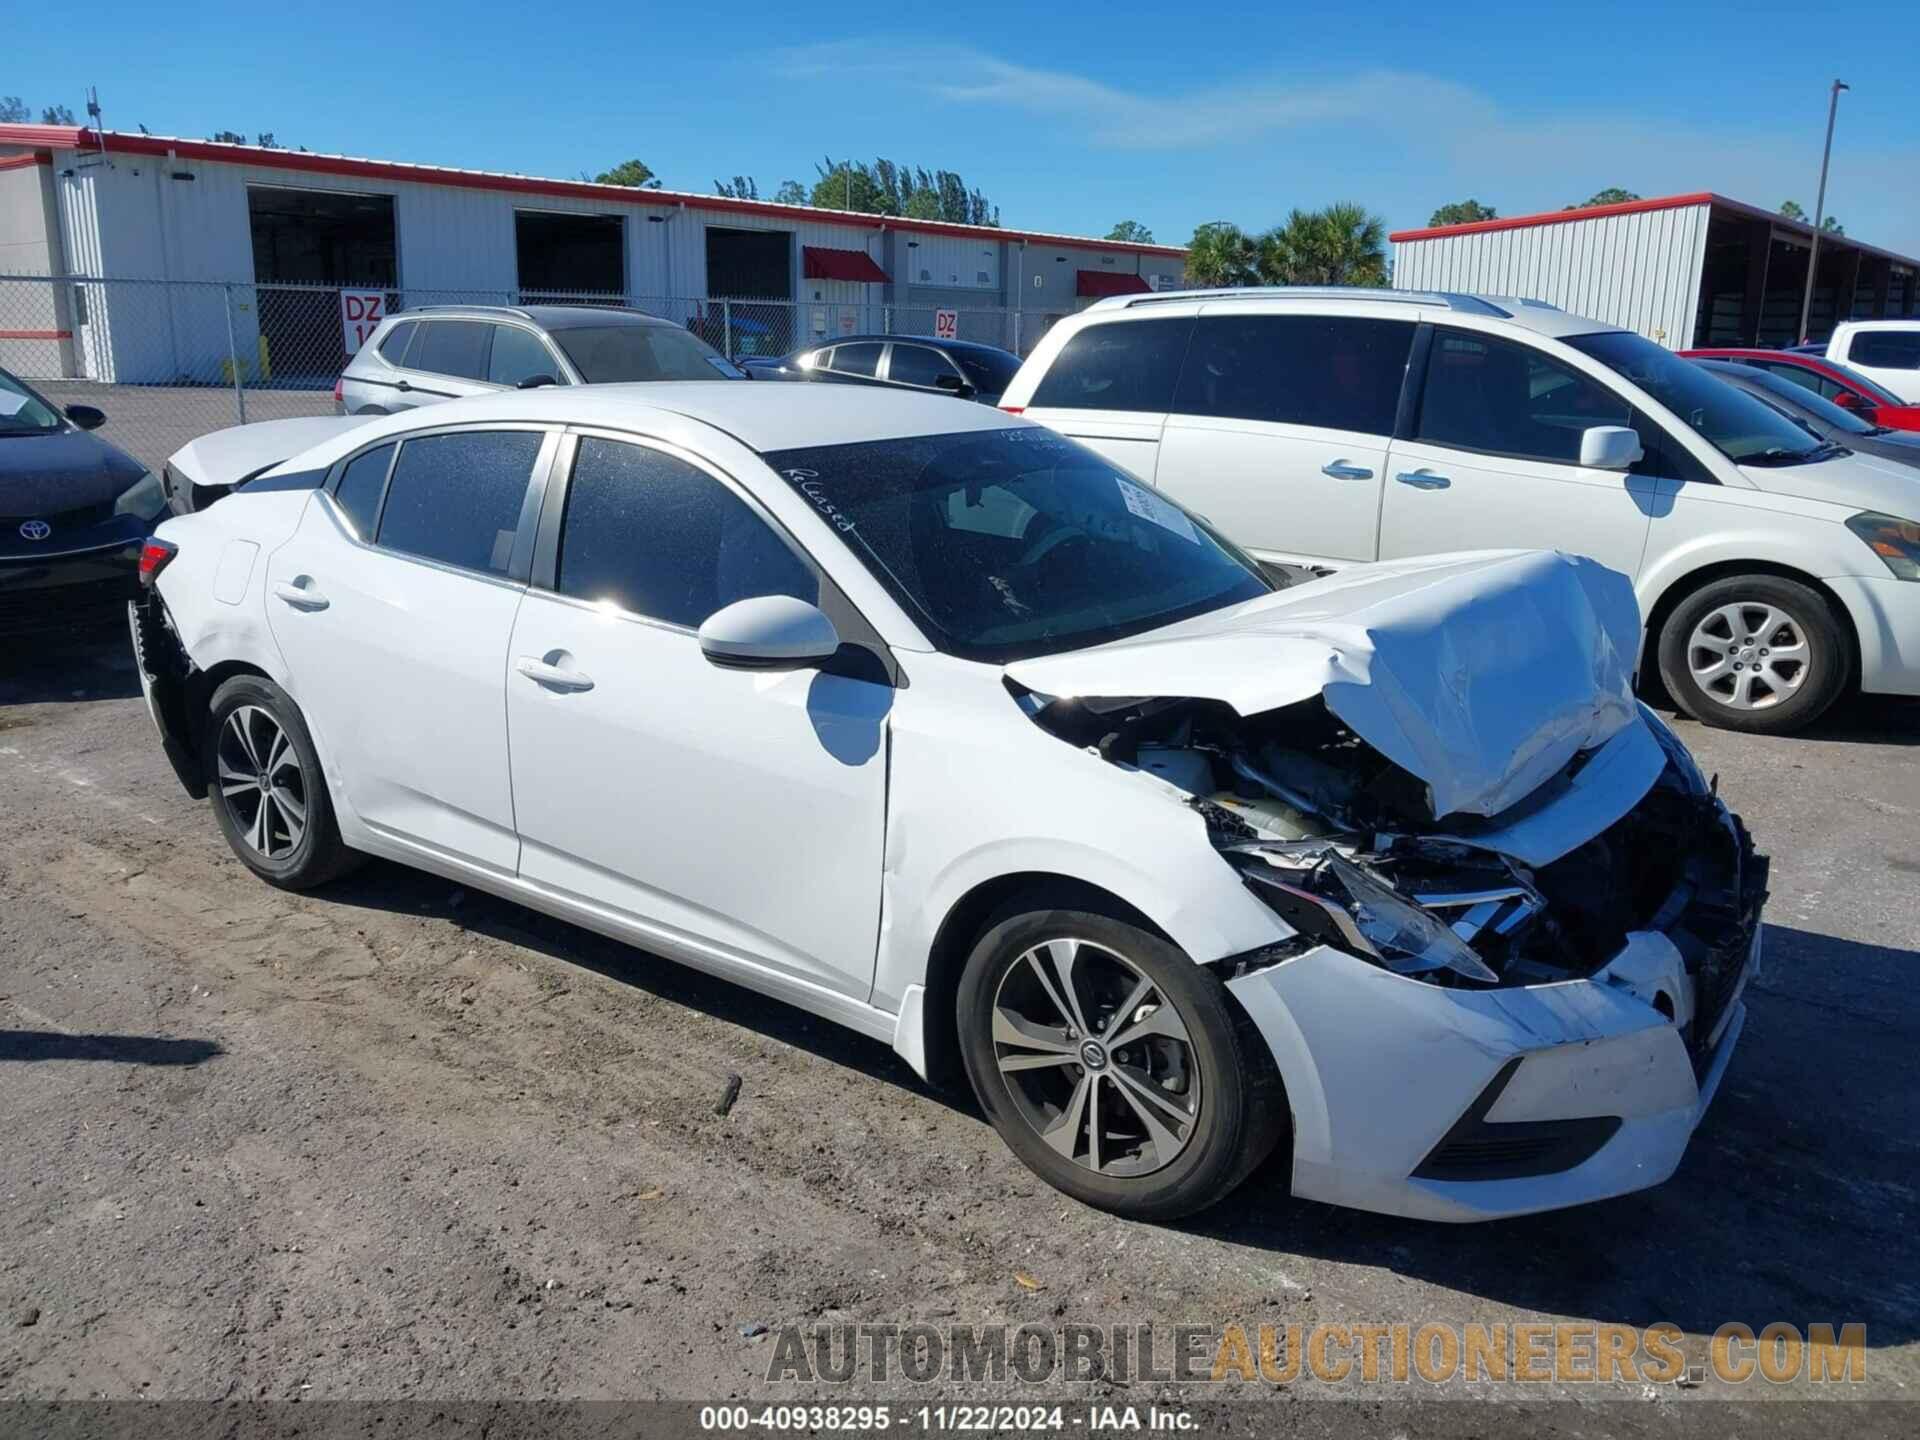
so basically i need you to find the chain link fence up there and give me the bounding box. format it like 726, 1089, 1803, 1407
1, 274, 1051, 474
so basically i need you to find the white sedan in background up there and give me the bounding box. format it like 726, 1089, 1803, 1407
130, 385, 1766, 1221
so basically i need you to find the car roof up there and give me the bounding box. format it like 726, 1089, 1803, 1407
397, 304, 676, 331
308, 381, 1022, 459
803, 334, 1016, 358
1078, 286, 1621, 340
1832, 319, 1920, 333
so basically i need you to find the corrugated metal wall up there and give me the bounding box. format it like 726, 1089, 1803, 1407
1393, 204, 1712, 348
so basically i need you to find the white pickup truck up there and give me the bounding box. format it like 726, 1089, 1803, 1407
1819, 321, 1920, 403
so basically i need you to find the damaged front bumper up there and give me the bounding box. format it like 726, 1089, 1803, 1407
1226, 809, 1766, 1222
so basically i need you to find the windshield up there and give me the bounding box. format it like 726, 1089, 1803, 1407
0, 371, 64, 435
1569, 331, 1841, 465
1703, 362, 1877, 435
553, 324, 739, 382
952, 348, 1021, 396
762, 427, 1273, 662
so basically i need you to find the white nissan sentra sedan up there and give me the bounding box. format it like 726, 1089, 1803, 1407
129, 385, 1767, 1222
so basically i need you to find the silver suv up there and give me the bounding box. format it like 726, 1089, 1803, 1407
335, 305, 743, 415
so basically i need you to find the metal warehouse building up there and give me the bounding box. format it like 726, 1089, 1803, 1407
0, 121, 1187, 384
1392, 192, 1920, 349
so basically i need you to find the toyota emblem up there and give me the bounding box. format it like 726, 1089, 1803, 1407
18, 519, 51, 542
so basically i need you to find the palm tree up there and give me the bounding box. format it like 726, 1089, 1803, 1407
1183, 221, 1260, 288
1258, 204, 1388, 287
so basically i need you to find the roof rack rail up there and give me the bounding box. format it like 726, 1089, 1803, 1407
404, 303, 539, 320
1106, 286, 1514, 318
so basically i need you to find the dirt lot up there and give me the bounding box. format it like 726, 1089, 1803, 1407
34, 382, 334, 477
2, 623, 1917, 1425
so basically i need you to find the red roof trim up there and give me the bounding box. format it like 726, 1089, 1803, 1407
0, 152, 50, 171
1075, 269, 1153, 298
1390, 192, 1719, 243
803, 246, 891, 284
0, 123, 1188, 259
0, 328, 70, 340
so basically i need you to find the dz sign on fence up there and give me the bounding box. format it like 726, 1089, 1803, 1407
933, 309, 958, 341
339, 291, 387, 355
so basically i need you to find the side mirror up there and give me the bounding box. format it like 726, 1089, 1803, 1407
1580, 425, 1644, 471
66, 404, 106, 430
1832, 390, 1865, 411
934, 374, 976, 398
698, 595, 840, 671
516, 374, 558, 390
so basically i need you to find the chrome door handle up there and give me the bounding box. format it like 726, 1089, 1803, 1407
271, 580, 329, 611
1321, 460, 1373, 480
1395, 470, 1452, 490
516, 657, 595, 692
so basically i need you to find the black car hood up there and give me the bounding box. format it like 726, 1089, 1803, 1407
0, 429, 146, 516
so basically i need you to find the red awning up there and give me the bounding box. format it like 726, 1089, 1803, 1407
803, 246, 891, 283
1076, 269, 1154, 298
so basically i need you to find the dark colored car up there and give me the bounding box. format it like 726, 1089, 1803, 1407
0, 368, 167, 635
1691, 358, 1920, 469
739, 335, 1023, 404
1679, 347, 1920, 432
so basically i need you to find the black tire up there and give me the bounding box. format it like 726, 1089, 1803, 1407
956, 900, 1286, 1220
1656, 574, 1848, 734
203, 674, 360, 890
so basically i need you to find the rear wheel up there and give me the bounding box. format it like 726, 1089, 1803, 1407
1657, 574, 1847, 734
204, 675, 359, 889
957, 902, 1285, 1220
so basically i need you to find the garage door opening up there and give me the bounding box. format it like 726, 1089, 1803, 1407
701, 227, 792, 357
248, 185, 398, 381
516, 210, 625, 301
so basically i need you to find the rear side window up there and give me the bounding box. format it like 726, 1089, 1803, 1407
1029, 318, 1193, 413
1416, 330, 1631, 465
555, 437, 816, 628
332, 444, 395, 539
410, 321, 492, 381
376, 431, 543, 574
1172, 315, 1413, 435
828, 342, 883, 378
1848, 331, 1920, 370
377, 321, 417, 364
888, 344, 960, 389
488, 325, 558, 387
1755, 361, 1835, 399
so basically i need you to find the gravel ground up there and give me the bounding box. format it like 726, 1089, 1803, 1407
34, 382, 334, 477
1, 624, 1916, 1426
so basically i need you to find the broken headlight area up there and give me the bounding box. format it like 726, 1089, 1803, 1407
1023, 688, 1761, 997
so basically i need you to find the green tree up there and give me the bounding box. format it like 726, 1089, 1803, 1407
1779, 200, 1807, 221
0, 97, 28, 122
1822, 215, 1844, 235
1258, 203, 1388, 287
713, 175, 759, 200
772, 179, 807, 206
810, 157, 998, 226
1428, 199, 1497, 226
594, 158, 661, 189
904, 187, 942, 221
1567, 187, 1640, 210
812, 157, 889, 214
40, 103, 75, 124
256, 133, 279, 150
1106, 220, 1155, 243
1778, 201, 1842, 234
1184, 221, 1260, 288
210, 129, 247, 144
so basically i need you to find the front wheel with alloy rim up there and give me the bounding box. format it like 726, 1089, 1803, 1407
204, 674, 360, 890
1656, 574, 1848, 735
956, 903, 1286, 1220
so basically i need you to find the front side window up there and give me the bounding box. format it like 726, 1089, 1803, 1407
411, 321, 492, 381
888, 344, 960, 389
556, 437, 816, 628
550, 324, 729, 382
1848, 331, 1920, 370
762, 426, 1271, 662
1173, 315, 1413, 435
1416, 329, 1632, 465
375, 430, 543, 574
1029, 318, 1193, 413
0, 369, 63, 434
488, 326, 559, 387
953, 348, 1021, 396
1567, 330, 1842, 465
332, 443, 395, 539
827, 342, 883, 378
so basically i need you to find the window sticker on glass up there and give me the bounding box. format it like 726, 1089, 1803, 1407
1115, 476, 1199, 544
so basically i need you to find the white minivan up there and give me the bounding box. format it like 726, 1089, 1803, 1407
999, 288, 1920, 735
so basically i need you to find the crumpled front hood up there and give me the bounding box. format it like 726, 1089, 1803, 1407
168, 415, 375, 490
1005, 549, 1644, 820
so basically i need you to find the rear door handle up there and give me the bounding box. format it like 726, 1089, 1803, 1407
516, 657, 595, 692
271, 580, 329, 611
1321, 460, 1374, 480
394, 379, 412, 392
1395, 470, 1452, 490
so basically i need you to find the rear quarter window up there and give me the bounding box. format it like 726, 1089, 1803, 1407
376, 321, 417, 364
1029, 318, 1193, 413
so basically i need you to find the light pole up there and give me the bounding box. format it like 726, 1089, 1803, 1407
1798, 79, 1849, 345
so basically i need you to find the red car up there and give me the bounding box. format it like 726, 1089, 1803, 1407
1680, 348, 1920, 432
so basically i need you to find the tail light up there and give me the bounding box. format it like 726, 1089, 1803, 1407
998, 404, 1025, 415
138, 537, 178, 588
332, 375, 345, 410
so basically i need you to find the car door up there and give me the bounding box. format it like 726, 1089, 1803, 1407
814, 341, 888, 389
1152, 309, 1415, 565
264, 425, 556, 873
504, 431, 890, 1001
884, 341, 967, 396
486, 322, 568, 390
1019, 315, 1191, 481
387, 319, 496, 409
1380, 327, 1659, 581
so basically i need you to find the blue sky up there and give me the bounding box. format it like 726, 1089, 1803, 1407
10, 0, 1919, 254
